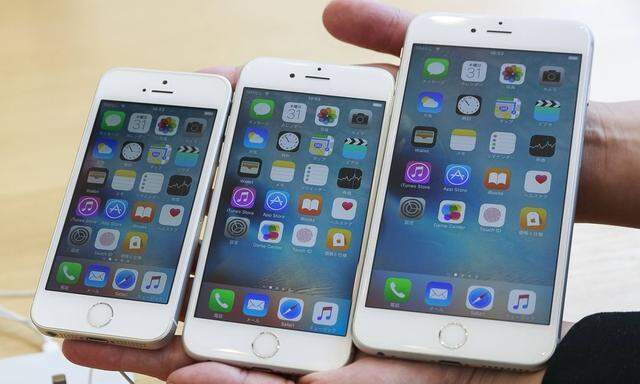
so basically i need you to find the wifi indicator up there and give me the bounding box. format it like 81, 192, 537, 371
337, 168, 362, 189
529, 135, 556, 157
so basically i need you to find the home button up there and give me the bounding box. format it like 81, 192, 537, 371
439, 323, 468, 349
251, 332, 279, 359
87, 302, 113, 328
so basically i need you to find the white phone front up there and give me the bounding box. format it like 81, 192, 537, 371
31, 68, 231, 348
183, 58, 394, 373
354, 14, 593, 369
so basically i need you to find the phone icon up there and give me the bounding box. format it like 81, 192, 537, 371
56, 262, 82, 285
208, 288, 235, 313
384, 277, 411, 303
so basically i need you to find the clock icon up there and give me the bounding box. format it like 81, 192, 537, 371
277, 131, 300, 152
120, 141, 144, 161
456, 95, 482, 116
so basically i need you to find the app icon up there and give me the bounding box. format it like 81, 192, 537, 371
524, 171, 552, 194
508, 289, 537, 315
499, 63, 526, 85
155, 115, 179, 136
349, 109, 372, 128
84, 264, 109, 288
312, 302, 339, 326
309, 134, 334, 156
298, 194, 323, 216
146, 144, 172, 165
291, 224, 318, 247
461, 60, 487, 82
315, 105, 339, 127
519, 207, 547, 231
489, 131, 517, 155
450, 129, 477, 151
92, 138, 117, 160
412, 127, 437, 148
539, 66, 564, 86
131, 201, 155, 223
123, 231, 147, 253
438, 200, 466, 224
238, 157, 262, 178
456, 95, 481, 116
478, 203, 507, 228
244, 127, 268, 149
417, 92, 443, 114
243, 293, 270, 317
529, 135, 556, 157
483, 167, 510, 190
224, 216, 250, 239
111, 169, 136, 191
139, 172, 164, 194
56, 262, 82, 285
494, 97, 521, 119
112, 268, 138, 291
278, 298, 304, 322
127, 112, 152, 133
282, 102, 307, 123
444, 164, 471, 187
423, 57, 449, 80
68, 225, 92, 246
337, 167, 362, 189
270, 160, 296, 182
86, 167, 108, 186
404, 161, 430, 184
425, 281, 453, 307
384, 277, 411, 303
258, 220, 284, 243
230, 186, 256, 209
166, 175, 192, 196
399, 197, 425, 219
120, 141, 144, 161
277, 131, 301, 152
94, 228, 120, 251
466, 286, 494, 311
342, 137, 368, 160
104, 198, 128, 220
250, 98, 275, 120
209, 288, 235, 313
141, 271, 167, 294
101, 110, 125, 131
76, 196, 101, 217
534, 100, 561, 122
175, 145, 200, 167
331, 198, 357, 220
326, 228, 351, 251
304, 164, 329, 186
159, 204, 184, 226
264, 190, 290, 213
184, 117, 207, 136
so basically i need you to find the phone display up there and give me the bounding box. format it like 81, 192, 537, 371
365, 44, 582, 324
194, 88, 385, 336
46, 100, 217, 304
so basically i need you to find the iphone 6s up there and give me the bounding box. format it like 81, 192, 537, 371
354, 13, 593, 370
31, 68, 231, 348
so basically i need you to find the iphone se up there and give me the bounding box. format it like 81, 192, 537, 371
183, 58, 393, 373
31, 68, 231, 348
354, 14, 593, 369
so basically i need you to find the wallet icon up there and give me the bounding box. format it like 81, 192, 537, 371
425, 281, 453, 307
84, 264, 110, 288
242, 293, 270, 317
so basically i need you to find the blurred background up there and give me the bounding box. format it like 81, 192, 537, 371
1, 0, 638, 382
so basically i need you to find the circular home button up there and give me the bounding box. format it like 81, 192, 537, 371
251, 332, 279, 359
87, 302, 113, 328
439, 323, 468, 349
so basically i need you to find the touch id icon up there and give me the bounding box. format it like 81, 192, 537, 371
326, 228, 351, 251
292, 224, 318, 247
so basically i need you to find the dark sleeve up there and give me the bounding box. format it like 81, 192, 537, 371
543, 312, 640, 384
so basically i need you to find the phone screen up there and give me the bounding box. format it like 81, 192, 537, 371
194, 88, 385, 336
365, 44, 582, 325
46, 100, 217, 304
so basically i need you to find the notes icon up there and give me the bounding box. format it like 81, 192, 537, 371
111, 170, 136, 191
270, 160, 295, 182
450, 129, 477, 152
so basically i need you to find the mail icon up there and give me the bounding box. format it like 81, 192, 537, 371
89, 271, 106, 282
83, 264, 110, 288
247, 299, 265, 311
429, 288, 449, 300
425, 282, 453, 307
242, 293, 270, 317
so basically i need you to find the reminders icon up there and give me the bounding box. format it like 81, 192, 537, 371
450, 129, 476, 151
489, 132, 517, 155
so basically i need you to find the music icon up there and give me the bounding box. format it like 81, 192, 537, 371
141, 271, 167, 295
75, 196, 101, 217
507, 289, 536, 315
311, 302, 339, 326
404, 161, 431, 185
231, 186, 256, 209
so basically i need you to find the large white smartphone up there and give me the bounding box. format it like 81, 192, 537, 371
31, 68, 231, 348
183, 58, 394, 373
353, 13, 593, 370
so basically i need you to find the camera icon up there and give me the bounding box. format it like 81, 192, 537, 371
348, 109, 372, 128
539, 66, 564, 86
